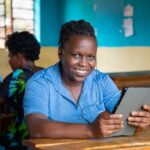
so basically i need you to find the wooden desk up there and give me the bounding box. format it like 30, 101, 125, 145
111, 74, 150, 90
23, 127, 150, 150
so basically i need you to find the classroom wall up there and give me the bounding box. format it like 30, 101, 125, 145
0, 47, 58, 78
34, 0, 61, 46
35, 0, 150, 47
1, 0, 150, 78
32, 0, 150, 74
1, 46, 150, 78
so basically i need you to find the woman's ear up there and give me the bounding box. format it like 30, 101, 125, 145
58, 47, 62, 59
16, 52, 25, 66
16, 52, 24, 59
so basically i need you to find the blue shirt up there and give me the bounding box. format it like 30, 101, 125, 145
0, 75, 3, 83
23, 62, 121, 123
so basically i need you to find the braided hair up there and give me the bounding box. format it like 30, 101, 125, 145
6, 31, 40, 61
58, 19, 97, 48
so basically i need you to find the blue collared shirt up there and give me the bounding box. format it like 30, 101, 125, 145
23, 62, 121, 123
0, 75, 3, 83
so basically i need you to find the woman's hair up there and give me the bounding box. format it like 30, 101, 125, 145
5, 31, 41, 61
58, 19, 96, 48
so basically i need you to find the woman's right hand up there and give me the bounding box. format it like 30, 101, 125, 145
89, 111, 123, 138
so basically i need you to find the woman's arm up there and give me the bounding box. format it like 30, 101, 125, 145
26, 112, 123, 139
26, 113, 92, 139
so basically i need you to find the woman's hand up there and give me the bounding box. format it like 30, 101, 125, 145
127, 105, 150, 130
90, 111, 123, 138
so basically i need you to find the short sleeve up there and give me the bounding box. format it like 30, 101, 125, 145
101, 74, 121, 113
0, 75, 3, 82
23, 76, 50, 117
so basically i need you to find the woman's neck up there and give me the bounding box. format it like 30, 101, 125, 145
60, 63, 82, 87
64, 81, 83, 102
62, 75, 83, 102
22, 60, 42, 72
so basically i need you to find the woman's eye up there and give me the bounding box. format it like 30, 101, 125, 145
72, 54, 80, 58
88, 56, 96, 61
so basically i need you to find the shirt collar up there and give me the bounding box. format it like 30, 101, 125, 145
45, 62, 92, 106
46, 62, 77, 104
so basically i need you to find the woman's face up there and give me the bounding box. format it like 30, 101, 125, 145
60, 35, 97, 84
8, 52, 22, 70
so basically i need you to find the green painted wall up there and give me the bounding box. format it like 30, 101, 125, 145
35, 0, 150, 47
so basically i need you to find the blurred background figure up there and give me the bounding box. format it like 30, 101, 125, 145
0, 31, 43, 150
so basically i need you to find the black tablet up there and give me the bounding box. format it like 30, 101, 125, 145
110, 87, 150, 137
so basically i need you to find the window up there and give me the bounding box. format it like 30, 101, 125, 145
0, 0, 6, 48
0, 0, 34, 49
12, 0, 34, 32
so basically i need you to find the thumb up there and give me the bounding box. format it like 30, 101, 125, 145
100, 111, 110, 120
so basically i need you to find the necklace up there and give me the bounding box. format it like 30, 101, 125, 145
61, 74, 82, 101
64, 83, 82, 101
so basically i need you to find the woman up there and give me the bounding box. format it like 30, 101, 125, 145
24, 20, 150, 139
0, 31, 43, 150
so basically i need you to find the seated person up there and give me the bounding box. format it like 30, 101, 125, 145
24, 20, 150, 139
0, 31, 43, 150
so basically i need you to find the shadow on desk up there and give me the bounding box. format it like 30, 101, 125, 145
23, 127, 150, 150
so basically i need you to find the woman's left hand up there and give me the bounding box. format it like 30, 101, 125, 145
127, 105, 150, 130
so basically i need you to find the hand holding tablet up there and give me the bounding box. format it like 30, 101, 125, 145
111, 87, 150, 137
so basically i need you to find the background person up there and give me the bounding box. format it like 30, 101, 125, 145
0, 31, 43, 150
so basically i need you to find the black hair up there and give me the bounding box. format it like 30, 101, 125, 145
58, 19, 97, 48
5, 31, 41, 61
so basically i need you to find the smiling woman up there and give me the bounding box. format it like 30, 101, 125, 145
59, 35, 97, 100
23, 20, 150, 140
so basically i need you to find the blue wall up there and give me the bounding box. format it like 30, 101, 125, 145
34, 0, 150, 47
34, 0, 61, 46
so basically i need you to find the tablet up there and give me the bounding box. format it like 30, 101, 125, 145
110, 87, 150, 137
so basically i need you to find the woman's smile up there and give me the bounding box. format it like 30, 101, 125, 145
74, 68, 89, 76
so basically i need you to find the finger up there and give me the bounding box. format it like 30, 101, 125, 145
131, 111, 150, 118
100, 111, 110, 119
128, 121, 148, 129
105, 124, 123, 130
105, 118, 123, 126
128, 116, 148, 124
100, 112, 122, 120
109, 114, 123, 119
143, 105, 150, 112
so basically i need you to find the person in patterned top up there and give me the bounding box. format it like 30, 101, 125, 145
0, 31, 43, 150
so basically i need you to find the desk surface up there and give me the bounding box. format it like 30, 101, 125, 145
23, 127, 150, 150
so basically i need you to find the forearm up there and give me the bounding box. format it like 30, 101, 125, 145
26, 115, 94, 139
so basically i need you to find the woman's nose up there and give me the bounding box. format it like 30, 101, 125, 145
79, 57, 88, 67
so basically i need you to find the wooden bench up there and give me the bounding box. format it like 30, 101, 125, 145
110, 72, 150, 90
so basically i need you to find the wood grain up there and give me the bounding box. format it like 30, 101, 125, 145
23, 127, 150, 150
